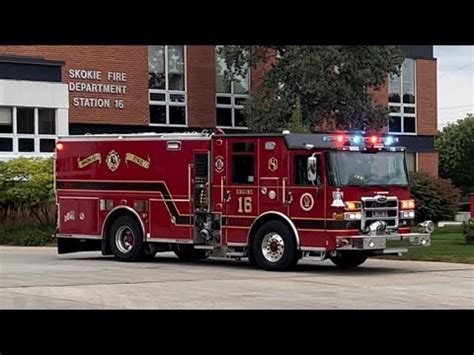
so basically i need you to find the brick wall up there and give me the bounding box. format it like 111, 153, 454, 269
370, 79, 389, 108
416, 59, 438, 136
0, 45, 149, 126
370, 78, 389, 133
417, 152, 438, 177
416, 59, 438, 177
186, 46, 216, 128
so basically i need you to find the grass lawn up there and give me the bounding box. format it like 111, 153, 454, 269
384, 225, 474, 264
0, 226, 56, 246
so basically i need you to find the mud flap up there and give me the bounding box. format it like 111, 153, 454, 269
57, 238, 102, 254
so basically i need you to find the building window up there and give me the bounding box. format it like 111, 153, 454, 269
0, 106, 57, 155
215, 46, 250, 128
405, 152, 417, 173
148, 45, 187, 126
388, 58, 416, 134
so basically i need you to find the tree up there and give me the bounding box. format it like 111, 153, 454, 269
287, 97, 309, 133
435, 114, 474, 194
219, 46, 404, 132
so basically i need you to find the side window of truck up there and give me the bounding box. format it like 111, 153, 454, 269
294, 155, 322, 186
232, 142, 255, 184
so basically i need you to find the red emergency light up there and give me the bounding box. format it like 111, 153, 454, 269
323, 133, 397, 147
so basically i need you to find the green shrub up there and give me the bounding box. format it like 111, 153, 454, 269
0, 157, 55, 227
409, 171, 461, 223
436, 114, 474, 195
463, 219, 474, 245
0, 226, 56, 246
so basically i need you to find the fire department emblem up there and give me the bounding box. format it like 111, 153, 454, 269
268, 157, 278, 172
300, 193, 314, 211
106, 150, 121, 171
215, 156, 224, 173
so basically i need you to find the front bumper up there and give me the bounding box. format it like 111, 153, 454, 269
336, 232, 431, 254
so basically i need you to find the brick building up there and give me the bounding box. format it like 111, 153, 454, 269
0, 45, 438, 175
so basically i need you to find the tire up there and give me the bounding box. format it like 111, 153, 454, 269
172, 244, 209, 261
140, 243, 157, 261
252, 220, 298, 271
248, 251, 257, 267
109, 215, 144, 262
290, 250, 303, 268
330, 252, 368, 269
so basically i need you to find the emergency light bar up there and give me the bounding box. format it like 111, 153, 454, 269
323, 134, 399, 147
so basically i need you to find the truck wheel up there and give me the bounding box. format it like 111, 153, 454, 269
140, 243, 157, 261
330, 252, 368, 269
248, 252, 257, 267
109, 215, 144, 262
290, 250, 303, 268
252, 220, 298, 271
172, 244, 209, 261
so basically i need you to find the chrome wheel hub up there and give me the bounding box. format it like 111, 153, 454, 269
261, 233, 285, 262
115, 226, 135, 253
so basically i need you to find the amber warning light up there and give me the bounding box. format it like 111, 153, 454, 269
56, 142, 64, 151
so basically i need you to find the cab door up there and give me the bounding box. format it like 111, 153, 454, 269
287, 152, 326, 231
258, 138, 287, 215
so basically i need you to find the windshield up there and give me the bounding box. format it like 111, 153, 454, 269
327, 151, 409, 186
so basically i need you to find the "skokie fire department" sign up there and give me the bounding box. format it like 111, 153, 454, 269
68, 69, 128, 110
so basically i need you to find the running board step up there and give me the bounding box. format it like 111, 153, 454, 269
194, 245, 216, 250
227, 252, 246, 257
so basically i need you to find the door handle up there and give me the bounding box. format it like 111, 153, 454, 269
224, 190, 232, 203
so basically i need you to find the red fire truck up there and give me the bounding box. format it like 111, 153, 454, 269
55, 130, 433, 270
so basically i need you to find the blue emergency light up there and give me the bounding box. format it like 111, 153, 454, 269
323, 134, 398, 147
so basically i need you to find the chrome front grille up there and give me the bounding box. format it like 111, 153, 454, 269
361, 196, 399, 231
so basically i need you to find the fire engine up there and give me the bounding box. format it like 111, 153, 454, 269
55, 130, 433, 271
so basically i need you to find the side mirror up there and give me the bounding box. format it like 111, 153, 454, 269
307, 156, 318, 183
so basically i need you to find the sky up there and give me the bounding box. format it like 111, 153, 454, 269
434, 46, 474, 129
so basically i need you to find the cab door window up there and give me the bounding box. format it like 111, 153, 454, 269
231, 142, 255, 184
294, 154, 322, 186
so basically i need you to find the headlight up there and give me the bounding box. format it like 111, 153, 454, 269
344, 212, 362, 220
400, 210, 415, 219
